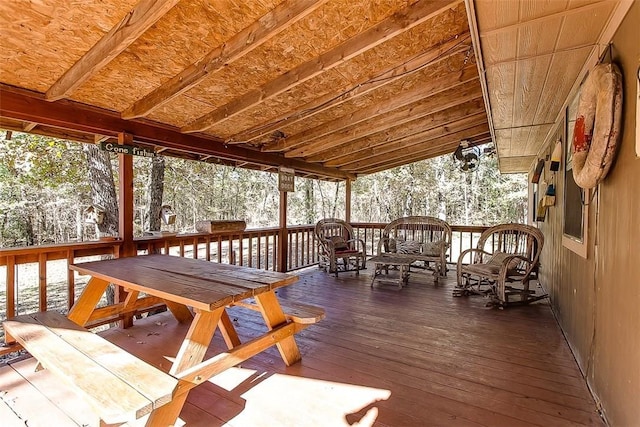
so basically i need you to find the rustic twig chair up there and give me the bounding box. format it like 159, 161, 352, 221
377, 216, 452, 283
453, 223, 546, 307
315, 218, 366, 277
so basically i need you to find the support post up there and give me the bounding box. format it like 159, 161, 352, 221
345, 178, 352, 224
118, 132, 136, 327
118, 132, 136, 258
278, 190, 288, 272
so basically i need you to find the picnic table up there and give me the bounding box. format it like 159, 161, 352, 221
4, 254, 324, 426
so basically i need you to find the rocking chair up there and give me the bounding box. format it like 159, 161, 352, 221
453, 223, 546, 307
315, 218, 366, 277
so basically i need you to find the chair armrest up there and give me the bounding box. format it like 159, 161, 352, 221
499, 254, 533, 273
457, 248, 492, 267
376, 237, 392, 255
346, 238, 366, 255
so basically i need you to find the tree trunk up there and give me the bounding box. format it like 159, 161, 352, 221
82, 144, 118, 235
304, 179, 314, 224
83, 143, 118, 304
146, 156, 165, 231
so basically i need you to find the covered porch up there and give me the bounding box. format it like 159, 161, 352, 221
1, 0, 639, 425
1, 266, 601, 426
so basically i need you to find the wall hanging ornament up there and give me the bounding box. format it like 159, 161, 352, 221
571, 62, 623, 189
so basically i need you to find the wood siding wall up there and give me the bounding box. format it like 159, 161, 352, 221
533, 4, 639, 425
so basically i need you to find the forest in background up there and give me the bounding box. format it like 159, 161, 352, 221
0, 132, 527, 247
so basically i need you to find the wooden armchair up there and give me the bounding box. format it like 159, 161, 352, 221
453, 223, 545, 307
315, 218, 366, 277
377, 216, 452, 283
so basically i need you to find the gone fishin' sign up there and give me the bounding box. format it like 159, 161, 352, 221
100, 141, 156, 157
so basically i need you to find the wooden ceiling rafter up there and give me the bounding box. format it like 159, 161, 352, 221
0, 86, 352, 180
122, 0, 327, 120
45, 0, 181, 101
22, 122, 38, 132
180, 0, 459, 134
337, 119, 490, 170
354, 129, 492, 174
287, 81, 483, 159
275, 70, 481, 155
311, 98, 486, 165
228, 31, 472, 144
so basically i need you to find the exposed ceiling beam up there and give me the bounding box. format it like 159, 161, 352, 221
94, 135, 110, 143
181, 0, 460, 133
22, 121, 38, 132
357, 132, 492, 175
0, 119, 95, 144
122, 0, 327, 119
271, 70, 480, 153
228, 31, 472, 144
290, 84, 484, 159
0, 86, 352, 180
308, 98, 485, 164
45, 0, 180, 101
359, 145, 459, 175
342, 122, 490, 171
359, 147, 455, 174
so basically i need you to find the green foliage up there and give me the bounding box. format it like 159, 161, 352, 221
0, 133, 90, 246
0, 132, 527, 247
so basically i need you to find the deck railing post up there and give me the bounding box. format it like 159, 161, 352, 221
117, 132, 136, 328
278, 190, 288, 272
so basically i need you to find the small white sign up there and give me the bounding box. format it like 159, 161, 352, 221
278, 167, 295, 192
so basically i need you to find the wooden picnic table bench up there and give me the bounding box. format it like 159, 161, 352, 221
2, 254, 323, 426
3, 311, 178, 426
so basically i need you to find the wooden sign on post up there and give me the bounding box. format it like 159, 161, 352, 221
279, 167, 295, 192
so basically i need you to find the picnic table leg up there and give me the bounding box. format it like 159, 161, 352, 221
255, 291, 301, 365
146, 307, 224, 426
68, 277, 110, 326
218, 310, 242, 349
164, 300, 194, 324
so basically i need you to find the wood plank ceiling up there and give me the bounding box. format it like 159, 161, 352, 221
471, 0, 633, 173
0, 1, 629, 178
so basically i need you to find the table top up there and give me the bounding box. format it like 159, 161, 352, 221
369, 253, 417, 265
70, 254, 298, 312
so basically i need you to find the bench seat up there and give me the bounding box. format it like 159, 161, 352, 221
3, 312, 178, 425
231, 300, 325, 324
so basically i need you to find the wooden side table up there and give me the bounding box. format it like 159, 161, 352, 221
370, 254, 417, 289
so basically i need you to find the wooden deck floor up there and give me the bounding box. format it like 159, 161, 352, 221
0, 266, 604, 426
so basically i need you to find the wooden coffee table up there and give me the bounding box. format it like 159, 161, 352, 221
370, 253, 417, 289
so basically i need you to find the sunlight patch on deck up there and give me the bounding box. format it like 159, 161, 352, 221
209, 367, 390, 426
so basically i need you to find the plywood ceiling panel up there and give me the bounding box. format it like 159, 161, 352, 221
0, 0, 138, 92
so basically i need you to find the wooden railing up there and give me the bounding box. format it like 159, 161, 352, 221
0, 223, 486, 355
351, 223, 488, 264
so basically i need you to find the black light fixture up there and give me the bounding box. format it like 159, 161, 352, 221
453, 140, 481, 172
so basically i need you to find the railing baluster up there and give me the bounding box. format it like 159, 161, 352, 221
67, 250, 75, 309
6, 255, 16, 319
192, 237, 198, 259
39, 253, 47, 312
